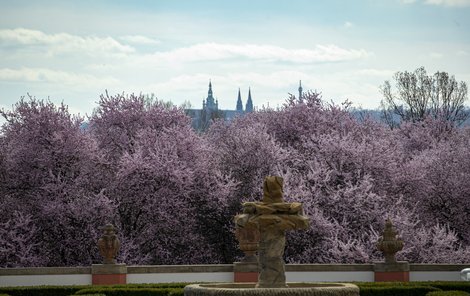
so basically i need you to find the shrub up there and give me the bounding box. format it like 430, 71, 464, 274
0, 284, 188, 296
426, 291, 470, 296
426, 283, 470, 294
0, 286, 88, 296
168, 290, 184, 296
358, 286, 441, 296
107, 284, 188, 289
75, 288, 178, 296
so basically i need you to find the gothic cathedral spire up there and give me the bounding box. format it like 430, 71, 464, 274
245, 87, 253, 113
236, 88, 243, 113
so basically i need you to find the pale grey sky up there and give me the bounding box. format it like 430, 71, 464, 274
1, 0, 469, 117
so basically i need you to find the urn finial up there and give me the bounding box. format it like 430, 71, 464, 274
98, 224, 120, 264
377, 219, 403, 263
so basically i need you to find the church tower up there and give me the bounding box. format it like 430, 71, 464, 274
236, 88, 243, 113
245, 87, 253, 113
206, 80, 217, 110
200, 80, 220, 130
190, 82, 255, 131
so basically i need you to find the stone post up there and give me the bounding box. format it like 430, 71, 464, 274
374, 219, 409, 282
92, 263, 127, 285
233, 261, 259, 283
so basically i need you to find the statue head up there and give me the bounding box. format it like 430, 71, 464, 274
262, 176, 284, 203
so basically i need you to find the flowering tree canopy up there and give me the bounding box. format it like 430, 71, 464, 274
1, 91, 470, 266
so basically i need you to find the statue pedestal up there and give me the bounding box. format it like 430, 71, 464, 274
374, 261, 409, 282
233, 262, 258, 282
92, 264, 127, 285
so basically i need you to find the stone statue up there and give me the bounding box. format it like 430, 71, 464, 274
235, 176, 309, 288
98, 224, 120, 264
377, 219, 403, 263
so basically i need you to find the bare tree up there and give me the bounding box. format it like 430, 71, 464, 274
381, 67, 469, 128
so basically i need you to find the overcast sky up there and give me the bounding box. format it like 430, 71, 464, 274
1, 0, 469, 117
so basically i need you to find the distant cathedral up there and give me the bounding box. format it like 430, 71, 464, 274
186, 81, 254, 130
186, 80, 303, 131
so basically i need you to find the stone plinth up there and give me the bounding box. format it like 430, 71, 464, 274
184, 283, 360, 296
374, 261, 409, 282
92, 264, 127, 285
234, 262, 258, 282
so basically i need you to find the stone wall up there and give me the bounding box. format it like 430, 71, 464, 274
0, 264, 468, 287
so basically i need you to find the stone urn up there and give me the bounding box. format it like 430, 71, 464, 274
235, 223, 260, 263
98, 224, 120, 264
377, 219, 403, 263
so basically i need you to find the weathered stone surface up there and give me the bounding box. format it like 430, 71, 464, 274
127, 264, 233, 273
98, 224, 120, 264
233, 262, 259, 273
235, 221, 260, 263
377, 219, 403, 264
374, 261, 409, 272
262, 176, 284, 203
184, 283, 360, 296
257, 217, 287, 288
409, 264, 470, 271
284, 264, 374, 272
234, 176, 309, 288
91, 263, 127, 274
0, 267, 91, 275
